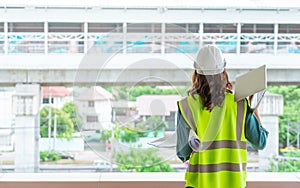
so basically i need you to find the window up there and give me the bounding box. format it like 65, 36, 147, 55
8, 22, 44, 32
88, 101, 95, 107
241, 24, 274, 33
127, 23, 161, 33
88, 23, 123, 33
204, 24, 237, 33
0, 22, 4, 32
48, 23, 84, 32
279, 24, 300, 34
166, 23, 199, 33
87, 115, 98, 122
43, 98, 54, 104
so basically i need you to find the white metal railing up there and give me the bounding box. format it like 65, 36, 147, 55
202, 33, 238, 53
0, 30, 300, 55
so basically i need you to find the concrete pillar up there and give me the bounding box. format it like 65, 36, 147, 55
258, 92, 283, 171
13, 84, 40, 172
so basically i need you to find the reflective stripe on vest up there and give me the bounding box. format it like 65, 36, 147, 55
196, 140, 246, 151
178, 93, 247, 188
236, 100, 244, 141
188, 162, 247, 173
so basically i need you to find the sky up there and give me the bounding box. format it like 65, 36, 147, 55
1, 0, 300, 8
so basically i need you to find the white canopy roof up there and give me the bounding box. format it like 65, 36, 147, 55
1, 0, 300, 9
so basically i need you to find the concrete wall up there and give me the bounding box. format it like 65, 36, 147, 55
14, 84, 40, 173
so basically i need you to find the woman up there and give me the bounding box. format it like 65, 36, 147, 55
176, 45, 268, 188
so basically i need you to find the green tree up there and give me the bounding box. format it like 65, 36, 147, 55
114, 147, 176, 172
40, 106, 74, 139
62, 102, 83, 132
128, 86, 186, 101
120, 127, 139, 143
136, 116, 168, 131
107, 86, 188, 101
99, 130, 112, 141
135, 116, 168, 137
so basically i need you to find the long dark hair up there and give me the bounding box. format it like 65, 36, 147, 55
187, 69, 233, 111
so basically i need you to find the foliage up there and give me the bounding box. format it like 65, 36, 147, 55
98, 123, 139, 143
268, 86, 300, 121
283, 150, 300, 158
40, 151, 61, 162
40, 102, 81, 139
114, 147, 177, 172
267, 86, 300, 147
268, 149, 300, 172
120, 127, 139, 143
135, 116, 168, 132
99, 130, 112, 141
40, 151, 48, 162
47, 151, 61, 161
106, 86, 188, 101
62, 102, 83, 132
116, 117, 169, 142
113, 122, 121, 140
268, 158, 300, 172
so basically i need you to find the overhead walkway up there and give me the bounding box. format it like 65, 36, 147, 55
1, 5, 300, 86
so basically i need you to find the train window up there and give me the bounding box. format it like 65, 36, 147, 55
279, 24, 300, 34
127, 23, 161, 33
241, 24, 274, 33
0, 23, 4, 32
48, 23, 84, 32
8, 22, 44, 32
203, 24, 237, 33
88, 23, 123, 33
166, 23, 199, 33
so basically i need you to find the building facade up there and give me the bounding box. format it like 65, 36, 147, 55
76, 86, 113, 130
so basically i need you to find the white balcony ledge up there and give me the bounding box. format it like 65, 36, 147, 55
0, 172, 300, 188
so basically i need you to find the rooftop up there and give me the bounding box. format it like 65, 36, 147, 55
42, 86, 71, 97
76, 86, 113, 101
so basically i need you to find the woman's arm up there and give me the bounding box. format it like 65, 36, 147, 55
176, 111, 193, 162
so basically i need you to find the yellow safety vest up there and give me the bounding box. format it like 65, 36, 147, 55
178, 93, 247, 188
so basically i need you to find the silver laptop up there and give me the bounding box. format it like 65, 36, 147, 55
234, 65, 267, 110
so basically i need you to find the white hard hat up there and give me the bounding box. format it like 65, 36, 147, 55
194, 45, 226, 75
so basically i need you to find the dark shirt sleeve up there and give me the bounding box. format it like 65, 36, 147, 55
245, 100, 269, 150
176, 111, 193, 162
